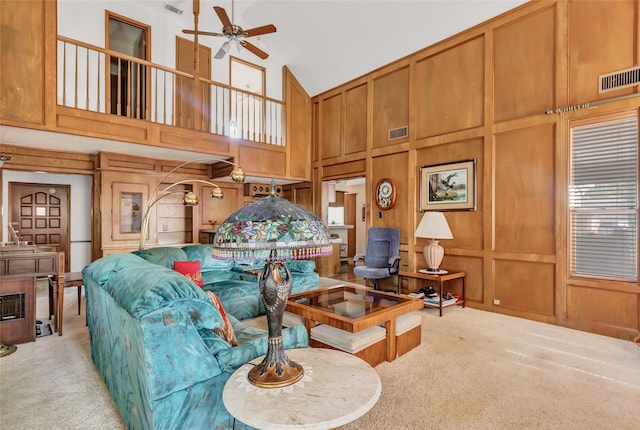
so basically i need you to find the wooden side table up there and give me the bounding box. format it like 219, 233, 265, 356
398, 270, 466, 317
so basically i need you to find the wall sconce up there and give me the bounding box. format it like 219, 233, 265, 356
138, 158, 244, 249
361, 203, 366, 221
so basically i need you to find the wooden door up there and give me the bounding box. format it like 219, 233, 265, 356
9, 183, 70, 271
345, 193, 357, 259
176, 36, 211, 130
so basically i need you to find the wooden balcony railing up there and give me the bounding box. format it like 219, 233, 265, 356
57, 36, 285, 146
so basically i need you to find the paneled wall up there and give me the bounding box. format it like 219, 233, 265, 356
312, 0, 640, 340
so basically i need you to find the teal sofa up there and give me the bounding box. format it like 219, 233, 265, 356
83, 250, 310, 430
132, 244, 321, 321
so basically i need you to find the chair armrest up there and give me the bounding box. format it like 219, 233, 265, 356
388, 256, 401, 274
353, 253, 365, 266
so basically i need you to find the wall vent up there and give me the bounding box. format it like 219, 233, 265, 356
388, 126, 408, 141
163, 3, 183, 15
598, 65, 640, 93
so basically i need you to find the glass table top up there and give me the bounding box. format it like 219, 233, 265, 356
288, 285, 411, 319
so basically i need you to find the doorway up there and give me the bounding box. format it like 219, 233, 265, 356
323, 177, 366, 267
107, 12, 150, 119
9, 182, 70, 271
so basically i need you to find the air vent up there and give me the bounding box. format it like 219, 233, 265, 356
163, 3, 183, 15
599, 65, 640, 93
388, 126, 409, 141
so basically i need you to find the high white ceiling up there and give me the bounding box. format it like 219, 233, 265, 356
166, 0, 527, 96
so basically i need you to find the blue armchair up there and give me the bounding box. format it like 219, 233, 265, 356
353, 227, 401, 290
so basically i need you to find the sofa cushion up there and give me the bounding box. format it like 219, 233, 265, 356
287, 259, 316, 273
82, 253, 152, 288
133, 247, 188, 269
201, 270, 234, 285
206, 291, 237, 346
107, 264, 224, 330
204, 280, 262, 321
182, 244, 234, 272
200, 315, 309, 372
173, 260, 204, 287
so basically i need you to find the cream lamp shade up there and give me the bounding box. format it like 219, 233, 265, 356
415, 212, 453, 273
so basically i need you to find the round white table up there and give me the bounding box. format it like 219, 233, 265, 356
223, 348, 382, 430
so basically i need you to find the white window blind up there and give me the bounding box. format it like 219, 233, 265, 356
569, 116, 638, 281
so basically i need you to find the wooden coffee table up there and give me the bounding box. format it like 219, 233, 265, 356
286, 285, 422, 362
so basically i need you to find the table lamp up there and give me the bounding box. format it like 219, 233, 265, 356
414, 212, 453, 274
212, 182, 332, 388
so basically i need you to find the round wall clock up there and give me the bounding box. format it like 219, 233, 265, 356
375, 178, 396, 210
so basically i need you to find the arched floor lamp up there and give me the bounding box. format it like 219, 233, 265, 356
138, 158, 245, 250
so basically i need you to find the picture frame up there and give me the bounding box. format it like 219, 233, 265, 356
419, 159, 476, 211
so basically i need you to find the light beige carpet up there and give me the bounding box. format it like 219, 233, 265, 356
1, 281, 639, 430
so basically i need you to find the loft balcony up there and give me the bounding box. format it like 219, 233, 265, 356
56, 36, 285, 149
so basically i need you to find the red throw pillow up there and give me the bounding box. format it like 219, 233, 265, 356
173, 260, 204, 287
206, 291, 238, 346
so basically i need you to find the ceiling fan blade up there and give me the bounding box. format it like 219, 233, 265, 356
182, 29, 225, 37
214, 41, 231, 59
241, 40, 269, 60
242, 24, 277, 38
213, 6, 232, 29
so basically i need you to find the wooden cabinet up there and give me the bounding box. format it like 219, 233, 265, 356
0, 275, 36, 344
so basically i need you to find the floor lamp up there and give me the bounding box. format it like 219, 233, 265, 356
138, 158, 244, 250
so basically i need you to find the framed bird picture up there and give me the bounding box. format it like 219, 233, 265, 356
419, 159, 476, 211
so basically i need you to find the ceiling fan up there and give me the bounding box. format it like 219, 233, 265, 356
182, 1, 276, 60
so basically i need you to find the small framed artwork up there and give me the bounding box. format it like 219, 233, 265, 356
419, 159, 476, 211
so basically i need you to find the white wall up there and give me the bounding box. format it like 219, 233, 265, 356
2, 171, 93, 272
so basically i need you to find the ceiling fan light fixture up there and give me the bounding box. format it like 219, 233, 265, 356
182, 1, 276, 61
215, 41, 231, 59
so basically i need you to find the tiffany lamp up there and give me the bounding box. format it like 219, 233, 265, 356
212, 184, 332, 388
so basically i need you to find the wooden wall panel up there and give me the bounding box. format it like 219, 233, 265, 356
57, 114, 148, 141
0, 144, 97, 174
0, 0, 44, 124
494, 5, 556, 122
199, 185, 241, 231
284, 67, 312, 180
319, 94, 342, 159
415, 37, 484, 138
494, 125, 555, 255
344, 83, 367, 155
442, 255, 483, 304
494, 260, 555, 317
415, 139, 484, 251
568, 0, 637, 105
238, 146, 286, 176
372, 67, 409, 148
566, 285, 638, 336
322, 160, 366, 179
371, 152, 409, 243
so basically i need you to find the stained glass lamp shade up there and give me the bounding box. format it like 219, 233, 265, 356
212, 188, 332, 387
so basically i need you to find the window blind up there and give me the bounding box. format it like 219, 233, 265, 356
569, 116, 638, 281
